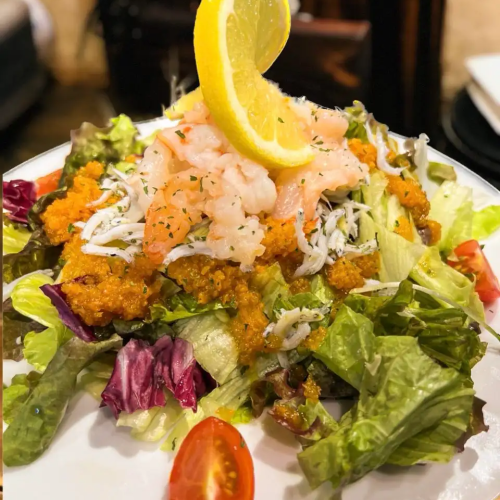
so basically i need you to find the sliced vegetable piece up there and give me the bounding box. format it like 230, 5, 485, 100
2, 179, 36, 224
448, 240, 500, 302
169, 417, 254, 500
35, 169, 63, 197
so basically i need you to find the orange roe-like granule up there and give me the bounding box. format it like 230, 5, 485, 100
289, 277, 311, 294
301, 326, 327, 351
41, 161, 119, 245
394, 216, 414, 242
230, 282, 271, 365
386, 174, 430, 227
325, 257, 365, 292
426, 219, 442, 245
302, 375, 321, 402
271, 403, 304, 429
260, 217, 299, 260
167, 255, 247, 305
60, 236, 160, 326
352, 251, 380, 279
348, 138, 377, 170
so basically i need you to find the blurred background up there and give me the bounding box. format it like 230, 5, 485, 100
0, 0, 499, 187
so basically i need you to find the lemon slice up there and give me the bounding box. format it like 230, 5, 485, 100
194, 0, 314, 169
164, 87, 203, 120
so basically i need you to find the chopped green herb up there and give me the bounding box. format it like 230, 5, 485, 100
175, 130, 186, 139
67, 223, 75, 234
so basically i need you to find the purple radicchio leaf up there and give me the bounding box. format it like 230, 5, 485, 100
3, 180, 37, 224
40, 283, 97, 342
101, 336, 207, 418
101, 339, 164, 418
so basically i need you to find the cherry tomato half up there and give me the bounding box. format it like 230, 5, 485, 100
168, 417, 254, 500
448, 240, 500, 302
35, 169, 63, 197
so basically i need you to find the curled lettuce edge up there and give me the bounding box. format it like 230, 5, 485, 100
350, 281, 498, 341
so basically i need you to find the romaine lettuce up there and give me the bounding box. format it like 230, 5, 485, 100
472, 205, 500, 240
4, 335, 122, 467
409, 247, 484, 321
298, 336, 474, 489
359, 212, 425, 282
313, 305, 375, 390
23, 324, 73, 373
174, 311, 238, 384
429, 181, 473, 254
3, 218, 31, 255
250, 262, 290, 318
161, 368, 253, 451
150, 292, 227, 323
11, 273, 66, 328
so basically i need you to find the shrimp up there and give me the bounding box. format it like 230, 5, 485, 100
273, 100, 367, 220
129, 138, 174, 213
144, 169, 217, 264
143, 102, 277, 266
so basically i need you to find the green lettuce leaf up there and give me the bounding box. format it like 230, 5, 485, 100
344, 101, 369, 142
298, 336, 474, 489
117, 393, 182, 442
3, 298, 45, 361
3, 217, 31, 255
359, 212, 425, 282
150, 292, 227, 323
387, 402, 470, 466
2, 227, 63, 284
11, 273, 61, 327
23, 325, 74, 373
230, 406, 254, 425
59, 115, 144, 188
79, 353, 116, 400
361, 171, 388, 226
3, 372, 42, 425
173, 311, 238, 384
472, 205, 500, 240
313, 305, 375, 390
161, 369, 253, 452
4, 335, 122, 467
409, 247, 484, 321
429, 181, 473, 254
250, 262, 290, 318
310, 274, 336, 304
346, 280, 486, 374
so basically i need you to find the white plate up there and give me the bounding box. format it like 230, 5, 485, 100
4, 120, 500, 500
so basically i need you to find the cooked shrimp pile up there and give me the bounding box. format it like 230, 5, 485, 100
134, 100, 367, 268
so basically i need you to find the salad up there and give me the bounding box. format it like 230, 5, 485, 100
3, 0, 500, 497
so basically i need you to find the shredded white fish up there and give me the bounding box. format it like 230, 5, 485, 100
375, 128, 403, 175
281, 323, 312, 351
78, 170, 145, 262
163, 241, 214, 266
274, 306, 328, 339
3, 269, 54, 301
294, 200, 377, 278
89, 223, 145, 246
262, 323, 276, 338
81, 243, 137, 263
